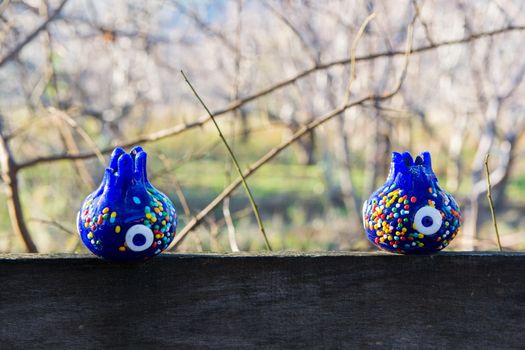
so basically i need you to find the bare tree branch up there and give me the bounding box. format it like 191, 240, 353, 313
170, 25, 412, 250
0, 0, 69, 69
181, 70, 272, 251
262, 1, 319, 63
172, 0, 237, 52
15, 23, 525, 170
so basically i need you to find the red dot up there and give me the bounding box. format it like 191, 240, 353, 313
404, 205, 410, 210
410, 196, 417, 203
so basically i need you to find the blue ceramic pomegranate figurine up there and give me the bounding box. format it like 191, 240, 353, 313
363, 151, 461, 254
77, 146, 177, 260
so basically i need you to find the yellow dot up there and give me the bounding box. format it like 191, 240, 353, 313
111, 212, 117, 217
155, 234, 162, 239
87, 232, 93, 239
103, 207, 110, 214
118, 246, 126, 252
151, 217, 157, 223
84, 222, 89, 228
162, 220, 166, 226
115, 225, 121, 233
418, 242, 424, 247
418, 233, 424, 239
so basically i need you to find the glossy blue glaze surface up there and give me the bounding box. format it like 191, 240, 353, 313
77, 146, 177, 260
363, 152, 461, 254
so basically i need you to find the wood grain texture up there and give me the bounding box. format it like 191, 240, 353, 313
1, 252, 524, 349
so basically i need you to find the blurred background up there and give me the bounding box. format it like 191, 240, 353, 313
0, 0, 524, 253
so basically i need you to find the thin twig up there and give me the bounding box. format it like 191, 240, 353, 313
181, 70, 272, 251
0, 0, 69, 69
29, 217, 76, 236
223, 196, 240, 252
412, 0, 435, 45
15, 24, 525, 170
170, 14, 414, 250
170, 28, 413, 250
345, 13, 376, 101
484, 153, 503, 251
53, 113, 96, 189
51, 108, 106, 165
157, 154, 192, 218
263, 1, 318, 63
216, 206, 253, 227
172, 0, 237, 52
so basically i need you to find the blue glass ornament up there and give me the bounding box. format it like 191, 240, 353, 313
363, 151, 461, 254
77, 146, 177, 260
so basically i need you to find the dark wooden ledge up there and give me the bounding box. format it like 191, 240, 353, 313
1, 252, 524, 349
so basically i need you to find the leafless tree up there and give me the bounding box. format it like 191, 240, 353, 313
0, 0, 524, 253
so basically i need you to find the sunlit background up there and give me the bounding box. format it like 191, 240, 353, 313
0, 0, 524, 253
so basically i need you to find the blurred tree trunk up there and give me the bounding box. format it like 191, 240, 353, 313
334, 113, 361, 225
297, 131, 316, 165
0, 121, 37, 252
446, 115, 468, 192
493, 130, 522, 207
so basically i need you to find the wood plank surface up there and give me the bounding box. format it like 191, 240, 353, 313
1, 252, 524, 349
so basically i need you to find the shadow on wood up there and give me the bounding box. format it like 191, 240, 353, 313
1, 252, 524, 349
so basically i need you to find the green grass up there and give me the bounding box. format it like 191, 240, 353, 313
171, 160, 325, 196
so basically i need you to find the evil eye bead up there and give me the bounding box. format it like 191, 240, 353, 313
125, 224, 154, 252
414, 206, 443, 236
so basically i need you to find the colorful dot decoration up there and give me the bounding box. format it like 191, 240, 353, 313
77, 146, 177, 261
363, 151, 461, 254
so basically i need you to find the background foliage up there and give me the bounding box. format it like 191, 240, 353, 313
0, 0, 524, 253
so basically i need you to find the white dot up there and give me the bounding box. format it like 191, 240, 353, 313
125, 224, 154, 252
